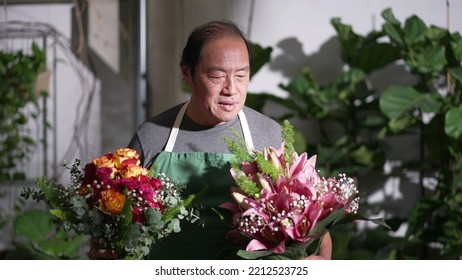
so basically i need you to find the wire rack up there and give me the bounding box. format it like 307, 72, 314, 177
1, 20, 100, 183
0, 21, 58, 181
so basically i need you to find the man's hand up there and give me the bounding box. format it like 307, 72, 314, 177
87, 237, 119, 260
303, 232, 332, 260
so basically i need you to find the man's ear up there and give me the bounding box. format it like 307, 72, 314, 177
181, 65, 193, 86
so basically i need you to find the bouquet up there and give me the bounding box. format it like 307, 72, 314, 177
221, 121, 383, 259
22, 148, 200, 259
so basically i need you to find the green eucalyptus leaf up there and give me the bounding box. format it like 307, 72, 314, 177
165, 218, 181, 233
145, 208, 162, 225
445, 107, 462, 139
140, 246, 150, 256
125, 224, 142, 247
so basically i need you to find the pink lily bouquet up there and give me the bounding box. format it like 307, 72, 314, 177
22, 148, 199, 259
222, 121, 364, 259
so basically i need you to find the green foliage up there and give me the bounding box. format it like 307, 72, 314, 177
224, 131, 261, 197
246, 7, 462, 259
10, 209, 83, 259
250, 43, 272, 79
282, 120, 296, 164
376, 8, 462, 259
0, 42, 48, 181
255, 153, 279, 182
224, 121, 298, 197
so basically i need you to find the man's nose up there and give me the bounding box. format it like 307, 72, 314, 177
223, 77, 237, 95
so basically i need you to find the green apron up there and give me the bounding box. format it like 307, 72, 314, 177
148, 101, 254, 260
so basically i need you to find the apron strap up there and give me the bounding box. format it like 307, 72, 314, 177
238, 110, 254, 151
164, 101, 254, 152
164, 101, 189, 152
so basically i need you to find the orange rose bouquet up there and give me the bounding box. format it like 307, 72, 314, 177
22, 148, 200, 259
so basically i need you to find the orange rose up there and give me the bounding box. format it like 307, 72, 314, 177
114, 148, 140, 169
94, 153, 118, 178
116, 148, 139, 159
93, 153, 117, 170
99, 189, 126, 215
120, 164, 148, 178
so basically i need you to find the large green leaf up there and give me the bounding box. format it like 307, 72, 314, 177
403, 15, 427, 45
450, 32, 462, 60
381, 7, 401, 25
379, 86, 441, 119
380, 86, 421, 119
415, 93, 442, 114
445, 107, 462, 139
250, 43, 272, 78
449, 67, 462, 83
336, 213, 391, 230
382, 8, 404, 47
37, 229, 83, 258
427, 26, 449, 42
356, 43, 400, 73
413, 45, 447, 74
331, 17, 361, 64
14, 209, 53, 243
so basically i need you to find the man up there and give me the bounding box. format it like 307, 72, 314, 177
90, 20, 331, 260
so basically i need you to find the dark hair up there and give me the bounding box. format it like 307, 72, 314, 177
180, 20, 252, 76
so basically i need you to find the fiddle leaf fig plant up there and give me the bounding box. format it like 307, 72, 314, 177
0, 42, 48, 181
377, 8, 462, 259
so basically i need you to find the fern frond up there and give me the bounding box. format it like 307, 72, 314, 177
255, 153, 280, 182
282, 120, 295, 165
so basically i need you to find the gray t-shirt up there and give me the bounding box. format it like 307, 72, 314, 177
128, 103, 284, 168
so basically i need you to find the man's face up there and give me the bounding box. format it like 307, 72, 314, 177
183, 36, 250, 127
